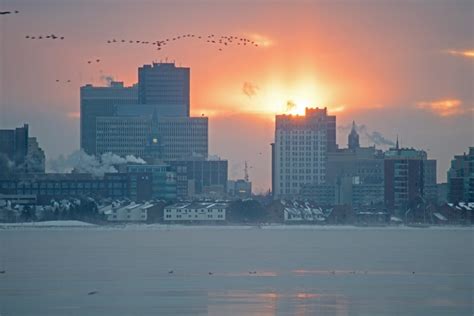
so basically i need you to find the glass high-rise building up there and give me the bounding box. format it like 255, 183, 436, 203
138, 62, 190, 117
80, 81, 138, 155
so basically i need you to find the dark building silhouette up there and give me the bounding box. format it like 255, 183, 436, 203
447, 147, 474, 203
348, 121, 360, 150
138, 62, 190, 116
80, 82, 138, 155
167, 160, 228, 199
384, 145, 437, 216
0, 124, 29, 169
0, 173, 131, 203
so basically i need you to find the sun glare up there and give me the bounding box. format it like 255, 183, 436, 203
261, 78, 330, 115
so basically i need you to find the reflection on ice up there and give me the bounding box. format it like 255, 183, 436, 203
208, 290, 349, 316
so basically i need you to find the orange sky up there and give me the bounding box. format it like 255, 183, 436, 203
0, 0, 473, 192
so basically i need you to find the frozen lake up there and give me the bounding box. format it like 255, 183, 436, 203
0, 226, 473, 315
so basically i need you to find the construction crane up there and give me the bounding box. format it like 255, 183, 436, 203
244, 161, 249, 182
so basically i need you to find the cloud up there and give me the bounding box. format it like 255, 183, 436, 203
242, 82, 259, 98
445, 49, 474, 59
338, 123, 395, 147
416, 99, 465, 117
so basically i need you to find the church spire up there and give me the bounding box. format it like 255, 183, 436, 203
348, 120, 360, 150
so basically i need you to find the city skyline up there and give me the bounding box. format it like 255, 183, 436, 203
1, 0, 473, 192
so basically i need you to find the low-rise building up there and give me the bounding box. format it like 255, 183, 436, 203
0, 173, 130, 203
106, 202, 155, 222
126, 164, 177, 200
163, 202, 228, 222
282, 201, 329, 223
227, 179, 252, 199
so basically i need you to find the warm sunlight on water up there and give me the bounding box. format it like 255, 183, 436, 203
0, 227, 473, 315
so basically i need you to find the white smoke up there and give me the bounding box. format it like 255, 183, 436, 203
47, 150, 145, 176
338, 123, 395, 147
100, 75, 114, 86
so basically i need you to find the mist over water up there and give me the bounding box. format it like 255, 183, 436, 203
1, 227, 472, 315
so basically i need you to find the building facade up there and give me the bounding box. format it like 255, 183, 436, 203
24, 137, 46, 173
323, 124, 385, 209
0, 124, 29, 169
126, 164, 177, 200
95, 116, 151, 157
0, 173, 130, 203
273, 107, 336, 199
227, 179, 252, 199
447, 147, 474, 203
80, 81, 138, 155
384, 146, 437, 215
95, 115, 208, 160
163, 202, 227, 222
106, 202, 153, 222
167, 160, 228, 199
138, 62, 190, 116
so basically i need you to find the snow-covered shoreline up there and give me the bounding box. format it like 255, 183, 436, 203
0, 220, 97, 228
0, 221, 472, 231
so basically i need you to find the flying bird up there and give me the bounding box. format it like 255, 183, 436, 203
87, 291, 98, 295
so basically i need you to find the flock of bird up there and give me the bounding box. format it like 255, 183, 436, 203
25, 34, 65, 40
2, 8, 263, 86
106, 33, 260, 52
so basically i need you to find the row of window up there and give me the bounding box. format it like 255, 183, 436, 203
165, 214, 224, 219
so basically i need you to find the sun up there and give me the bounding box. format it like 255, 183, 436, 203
260, 77, 330, 115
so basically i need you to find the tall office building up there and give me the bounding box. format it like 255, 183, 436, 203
0, 124, 29, 168
273, 107, 337, 199
138, 62, 190, 116
447, 147, 474, 203
95, 116, 151, 158
80, 81, 138, 155
95, 115, 208, 160
384, 144, 437, 215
